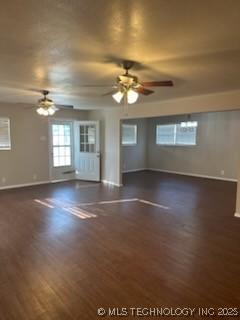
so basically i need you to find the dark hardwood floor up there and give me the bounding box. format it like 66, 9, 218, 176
0, 171, 239, 319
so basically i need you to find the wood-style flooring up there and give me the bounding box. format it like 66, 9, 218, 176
0, 171, 239, 319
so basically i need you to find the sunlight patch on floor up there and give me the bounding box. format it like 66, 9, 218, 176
64, 207, 97, 219
138, 199, 169, 210
34, 197, 170, 220
34, 199, 55, 209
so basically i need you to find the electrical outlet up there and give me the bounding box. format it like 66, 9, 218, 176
1, 177, 6, 184
33, 174, 37, 180
221, 170, 225, 176
40, 136, 47, 141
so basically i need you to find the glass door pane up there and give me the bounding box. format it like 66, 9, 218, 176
79, 124, 96, 153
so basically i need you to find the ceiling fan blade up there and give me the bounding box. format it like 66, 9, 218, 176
102, 90, 116, 96
135, 87, 154, 95
78, 84, 113, 88
27, 88, 44, 93
55, 104, 74, 109
24, 105, 35, 109
140, 80, 173, 87
103, 55, 148, 71
25, 104, 74, 110
27, 88, 67, 96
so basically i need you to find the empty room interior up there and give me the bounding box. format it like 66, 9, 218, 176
0, 1, 240, 319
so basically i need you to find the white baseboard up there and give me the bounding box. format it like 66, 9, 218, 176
0, 178, 122, 190
148, 168, 238, 182
234, 212, 240, 218
122, 168, 147, 173
101, 180, 123, 187
0, 180, 51, 190
50, 178, 74, 183
0, 178, 74, 191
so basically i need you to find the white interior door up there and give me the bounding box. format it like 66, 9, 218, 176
49, 120, 75, 181
75, 121, 100, 181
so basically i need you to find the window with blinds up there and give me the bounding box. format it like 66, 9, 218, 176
156, 121, 198, 146
122, 124, 137, 145
156, 124, 176, 145
0, 118, 11, 150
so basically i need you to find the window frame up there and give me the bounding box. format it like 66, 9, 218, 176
51, 121, 74, 168
122, 124, 138, 146
0, 118, 11, 151
156, 121, 198, 147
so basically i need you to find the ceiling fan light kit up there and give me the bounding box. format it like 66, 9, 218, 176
126, 89, 139, 104
36, 90, 59, 116
36, 106, 57, 116
109, 60, 173, 106
112, 87, 139, 104
112, 90, 124, 103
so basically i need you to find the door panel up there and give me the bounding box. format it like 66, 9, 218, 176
75, 121, 100, 181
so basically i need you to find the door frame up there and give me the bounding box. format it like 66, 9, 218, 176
74, 120, 100, 181
48, 118, 75, 182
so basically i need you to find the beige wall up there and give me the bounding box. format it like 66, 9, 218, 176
88, 109, 122, 186
147, 111, 240, 180
88, 90, 240, 187
1, 88, 240, 203
0, 103, 88, 188
236, 172, 240, 215
121, 118, 147, 172
120, 111, 240, 180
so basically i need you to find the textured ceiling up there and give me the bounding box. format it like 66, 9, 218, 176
0, 0, 240, 109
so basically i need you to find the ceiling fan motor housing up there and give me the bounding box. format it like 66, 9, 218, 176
117, 73, 139, 91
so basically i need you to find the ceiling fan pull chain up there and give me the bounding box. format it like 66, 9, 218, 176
123, 94, 129, 116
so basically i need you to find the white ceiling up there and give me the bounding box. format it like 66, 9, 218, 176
0, 0, 240, 109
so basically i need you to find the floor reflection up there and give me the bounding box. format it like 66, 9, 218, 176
34, 197, 170, 221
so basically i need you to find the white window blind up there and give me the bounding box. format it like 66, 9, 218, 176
156, 121, 197, 146
176, 122, 197, 145
0, 118, 11, 150
122, 124, 137, 145
156, 124, 176, 145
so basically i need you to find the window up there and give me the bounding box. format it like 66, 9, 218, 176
176, 122, 198, 145
156, 121, 198, 146
80, 124, 96, 153
156, 124, 175, 145
122, 124, 137, 145
0, 118, 11, 150
52, 123, 72, 167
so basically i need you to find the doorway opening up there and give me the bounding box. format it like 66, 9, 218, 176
49, 120, 100, 182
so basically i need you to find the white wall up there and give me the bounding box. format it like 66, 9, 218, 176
147, 111, 240, 180
121, 118, 147, 172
